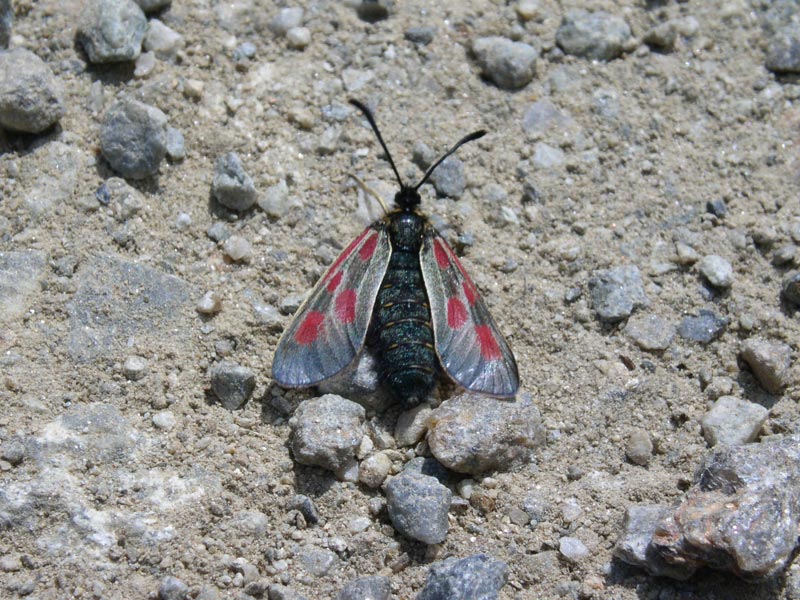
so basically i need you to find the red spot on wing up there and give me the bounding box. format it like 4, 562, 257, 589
447, 297, 468, 329
323, 229, 370, 284
326, 270, 343, 293
359, 233, 379, 260
476, 324, 501, 360
295, 311, 325, 345
462, 280, 477, 305
334, 289, 357, 324
434, 239, 450, 269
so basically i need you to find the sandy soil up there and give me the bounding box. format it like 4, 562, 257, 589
1, 0, 799, 598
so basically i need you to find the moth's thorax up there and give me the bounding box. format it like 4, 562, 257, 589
387, 211, 425, 252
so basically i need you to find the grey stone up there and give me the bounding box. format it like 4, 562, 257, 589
101, 177, 144, 221
472, 36, 538, 90
701, 396, 768, 446
559, 537, 590, 563
394, 403, 432, 446
766, 23, 800, 74
740, 337, 792, 394
0, 49, 65, 133
385, 470, 451, 544
209, 361, 255, 410
356, 0, 393, 23
1, 440, 25, 466
222, 235, 252, 263
159, 576, 188, 600
783, 272, 800, 306
77, 0, 147, 63
286, 27, 311, 50
614, 504, 696, 580
403, 456, 452, 485
67, 255, 193, 361
531, 142, 564, 169
521, 100, 573, 136
677, 310, 727, 344
258, 179, 291, 218
233, 41, 257, 61
624, 313, 675, 351
297, 546, 338, 577
100, 98, 168, 179
358, 452, 392, 488
653, 435, 800, 578
123, 355, 148, 380
698, 254, 733, 289
430, 157, 466, 198
134, 0, 170, 12
143, 19, 183, 59
427, 393, 544, 475
556, 10, 631, 61
588, 265, 649, 322
706, 198, 727, 217
269, 7, 303, 36
516, 551, 560, 585
212, 152, 258, 211
0, 0, 11, 49
337, 576, 391, 600
626, 429, 654, 466
289, 395, 365, 476
417, 554, 508, 600
0, 251, 46, 324
165, 126, 185, 160
268, 584, 309, 600
152, 411, 176, 430
643, 20, 678, 51
405, 26, 436, 46
288, 494, 319, 525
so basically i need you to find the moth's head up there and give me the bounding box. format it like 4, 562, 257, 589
394, 185, 421, 211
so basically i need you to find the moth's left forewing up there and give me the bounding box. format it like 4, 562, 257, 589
420, 227, 519, 397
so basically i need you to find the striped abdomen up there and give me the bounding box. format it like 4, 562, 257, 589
373, 238, 436, 406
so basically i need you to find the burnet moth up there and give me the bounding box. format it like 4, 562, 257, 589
272, 99, 519, 405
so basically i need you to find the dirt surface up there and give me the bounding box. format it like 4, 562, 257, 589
1, 0, 799, 598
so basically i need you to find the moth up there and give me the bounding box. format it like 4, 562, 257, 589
272, 99, 519, 405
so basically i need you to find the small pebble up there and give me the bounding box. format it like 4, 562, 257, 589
643, 20, 678, 51
165, 127, 185, 160
123, 355, 148, 380
358, 451, 392, 488
472, 36, 538, 90
103, 177, 144, 221
614, 505, 692, 579
258, 179, 291, 218
626, 429, 653, 466
355, 0, 392, 23
0, 49, 65, 133
0, 0, 11, 49
298, 546, 338, 577
675, 241, 700, 265
766, 22, 800, 74
394, 404, 432, 446
223, 235, 252, 263
677, 310, 728, 344
159, 575, 189, 600
136, 0, 171, 12
561, 498, 582, 522
532, 143, 565, 169
515, 0, 541, 21
559, 537, 590, 563
773, 245, 796, 267
207, 222, 231, 242
289, 494, 320, 525
430, 157, 466, 198
196, 291, 222, 315
698, 254, 734, 289
100, 98, 168, 179
783, 272, 800, 306
0, 554, 21, 572
556, 10, 632, 61
143, 18, 183, 59
209, 360, 256, 410
337, 576, 391, 600
417, 554, 508, 600
405, 26, 436, 46
77, 0, 147, 63
286, 27, 311, 50
212, 152, 258, 211
706, 198, 727, 217
385, 471, 451, 544
701, 396, 768, 446
289, 395, 365, 477
740, 338, 792, 394
269, 7, 303, 36
152, 410, 176, 430
175, 212, 191, 230
588, 265, 649, 322
624, 313, 675, 351
0, 441, 24, 466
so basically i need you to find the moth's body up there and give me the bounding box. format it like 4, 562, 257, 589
271, 100, 519, 405
372, 210, 436, 404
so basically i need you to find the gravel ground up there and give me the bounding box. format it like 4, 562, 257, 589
1, 0, 799, 598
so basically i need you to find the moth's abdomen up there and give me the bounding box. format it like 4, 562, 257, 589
374, 250, 436, 405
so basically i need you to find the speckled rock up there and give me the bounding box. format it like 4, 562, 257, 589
740, 337, 792, 394
701, 396, 768, 446
472, 36, 538, 90
417, 554, 508, 600
588, 265, 649, 322
766, 22, 800, 74
385, 470, 451, 544
77, 0, 147, 63
134, 0, 171, 12
143, 19, 183, 59
336, 576, 391, 600
624, 313, 675, 351
0, 0, 11, 49
698, 254, 734, 289
430, 157, 466, 198
100, 98, 168, 179
209, 360, 255, 410
289, 395, 365, 477
212, 152, 258, 211
427, 393, 544, 475
677, 310, 728, 344
0, 49, 65, 133
556, 10, 631, 61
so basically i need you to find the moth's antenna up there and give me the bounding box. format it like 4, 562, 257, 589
414, 129, 486, 191
349, 99, 405, 189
